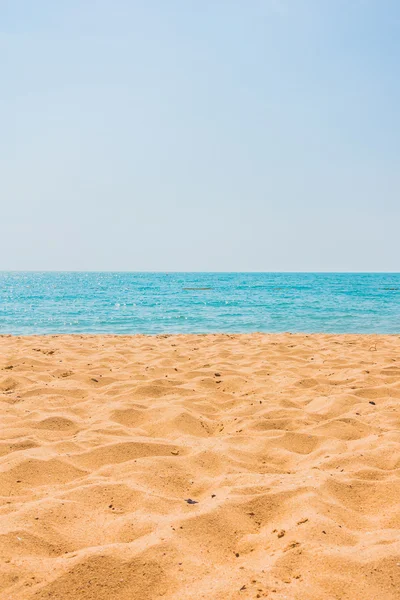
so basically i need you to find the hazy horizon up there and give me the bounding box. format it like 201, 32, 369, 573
1, 270, 399, 276
2, 265, 398, 275
1, 270, 399, 273
2, 1, 399, 272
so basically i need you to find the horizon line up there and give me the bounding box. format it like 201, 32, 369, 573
1, 270, 399, 275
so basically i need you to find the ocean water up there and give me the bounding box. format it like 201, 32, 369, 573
0, 272, 399, 335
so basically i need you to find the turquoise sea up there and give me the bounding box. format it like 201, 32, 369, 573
0, 272, 399, 335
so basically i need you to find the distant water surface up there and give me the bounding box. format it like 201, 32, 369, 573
0, 272, 399, 335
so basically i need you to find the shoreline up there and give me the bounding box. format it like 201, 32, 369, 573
1, 331, 398, 337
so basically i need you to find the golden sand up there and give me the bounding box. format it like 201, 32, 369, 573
0, 334, 399, 599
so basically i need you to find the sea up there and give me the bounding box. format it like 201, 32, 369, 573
0, 272, 399, 335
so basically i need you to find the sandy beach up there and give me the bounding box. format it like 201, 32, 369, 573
0, 333, 399, 599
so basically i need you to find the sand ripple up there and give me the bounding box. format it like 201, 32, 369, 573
0, 334, 399, 599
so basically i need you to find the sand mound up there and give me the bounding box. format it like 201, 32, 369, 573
0, 333, 399, 599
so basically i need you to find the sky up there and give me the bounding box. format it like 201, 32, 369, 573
1, 0, 399, 271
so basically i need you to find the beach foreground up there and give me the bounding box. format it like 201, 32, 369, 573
0, 333, 399, 600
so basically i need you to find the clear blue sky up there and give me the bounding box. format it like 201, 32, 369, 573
1, 1, 399, 271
